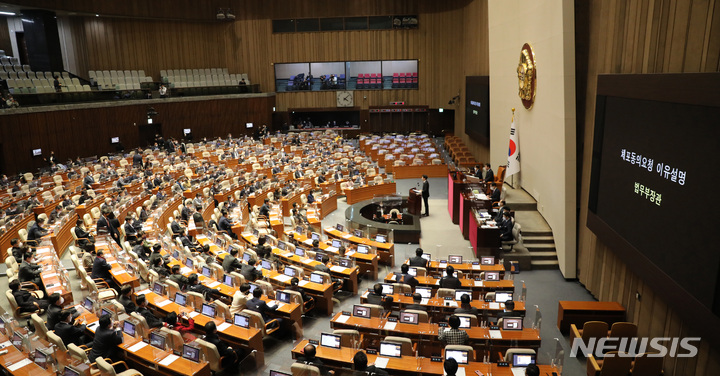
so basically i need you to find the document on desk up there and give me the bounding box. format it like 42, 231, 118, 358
374, 357, 389, 368
345, 250, 356, 257
303, 239, 314, 246
325, 246, 339, 253
181, 267, 192, 275
275, 275, 292, 283
44, 272, 58, 278
511, 368, 526, 376
284, 252, 295, 258
86, 322, 100, 332
207, 281, 221, 288
128, 341, 148, 353
421, 298, 429, 305
336, 315, 350, 324
159, 354, 180, 366
489, 330, 502, 339
196, 235, 208, 241
303, 258, 314, 264
456, 368, 466, 376
298, 280, 309, 287
7, 358, 32, 371
472, 264, 481, 270
488, 302, 500, 310
342, 233, 352, 239
474, 280, 484, 287
330, 265, 347, 273
136, 289, 152, 295
111, 270, 125, 276
0, 340, 11, 349
383, 322, 397, 330
108, 260, 118, 265
188, 311, 200, 318
217, 322, 232, 332
156, 299, 173, 307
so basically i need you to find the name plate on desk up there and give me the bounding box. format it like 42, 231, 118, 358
404, 293, 412, 297
308, 339, 319, 345
366, 349, 377, 355
496, 361, 509, 367
387, 317, 398, 322
431, 356, 443, 362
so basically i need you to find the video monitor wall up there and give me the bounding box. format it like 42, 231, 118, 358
588, 73, 720, 336
274, 60, 418, 92
464, 76, 490, 143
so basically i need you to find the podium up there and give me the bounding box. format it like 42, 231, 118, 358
408, 188, 422, 215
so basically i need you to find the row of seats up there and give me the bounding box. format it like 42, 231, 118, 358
5, 77, 91, 94
164, 72, 250, 88
2, 63, 28, 73
1, 70, 63, 80
88, 70, 153, 86
93, 76, 143, 91
161, 68, 229, 77
0, 56, 21, 66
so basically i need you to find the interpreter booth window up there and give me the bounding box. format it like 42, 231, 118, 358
275, 62, 346, 92
382, 60, 418, 89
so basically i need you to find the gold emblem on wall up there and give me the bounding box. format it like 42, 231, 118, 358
517, 43, 536, 109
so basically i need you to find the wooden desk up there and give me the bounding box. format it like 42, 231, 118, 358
0, 332, 56, 376
344, 182, 397, 205
35, 245, 74, 304
316, 193, 338, 219
426, 261, 505, 278
468, 210, 501, 258
263, 269, 334, 315
390, 164, 448, 179
557, 301, 626, 334
95, 239, 141, 288
359, 293, 526, 321
383, 273, 515, 300
50, 214, 77, 257
323, 227, 395, 267
290, 340, 558, 376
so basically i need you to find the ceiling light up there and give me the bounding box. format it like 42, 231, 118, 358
0, 11, 16, 16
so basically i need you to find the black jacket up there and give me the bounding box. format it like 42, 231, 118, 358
55, 321, 86, 346
91, 256, 113, 281
89, 326, 123, 361
222, 255, 242, 273
137, 306, 163, 328
118, 295, 137, 314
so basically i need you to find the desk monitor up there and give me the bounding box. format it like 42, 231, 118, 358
242, 252, 251, 262
185, 258, 194, 268
356, 245, 370, 254
406, 287, 427, 299
309, 272, 324, 284
311, 232, 321, 241
379, 342, 403, 358
101, 308, 113, 319
408, 267, 418, 277
201, 303, 216, 318
338, 258, 353, 268
480, 256, 495, 265
261, 259, 272, 270
495, 291, 513, 303
201, 266, 212, 277
353, 229, 363, 238
270, 371, 292, 376
295, 226, 304, 234
331, 239, 342, 248
277, 241, 287, 251
375, 234, 387, 243
222, 274, 234, 287
83, 297, 95, 311
485, 271, 500, 281
11, 331, 22, 349
233, 313, 250, 328
152, 282, 165, 296
122, 321, 136, 337
380, 283, 394, 295
284, 267, 297, 277
295, 247, 305, 257
512, 353, 537, 367
32, 148, 42, 157
183, 128, 191, 135
248, 283, 259, 294
149, 332, 166, 350
315, 253, 325, 262
277, 291, 291, 303
455, 290, 472, 301
174, 292, 187, 306
448, 255, 463, 264
245, 122, 253, 129
399, 311, 419, 325
353, 304, 371, 318
336, 224, 344, 232
458, 316, 472, 328
34, 349, 49, 369
421, 253, 431, 261
445, 349, 469, 364
503, 317, 523, 330
320, 333, 341, 349
63, 366, 82, 376
172, 250, 180, 259
0, 316, 5, 334
182, 344, 201, 362
253, 229, 259, 238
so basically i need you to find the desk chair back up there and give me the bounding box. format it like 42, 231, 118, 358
47, 331, 67, 352
437, 288, 456, 299
291, 363, 320, 376
195, 338, 223, 371
631, 352, 663, 376
445, 344, 475, 362
384, 336, 414, 356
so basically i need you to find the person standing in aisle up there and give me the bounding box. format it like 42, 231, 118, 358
421, 174, 430, 216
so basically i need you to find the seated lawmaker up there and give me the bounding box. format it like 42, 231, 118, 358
439, 265, 462, 289
9, 279, 47, 314
54, 310, 89, 347
394, 263, 418, 290
454, 294, 478, 316
204, 321, 242, 370
408, 248, 428, 268
439, 315, 469, 345
89, 314, 123, 361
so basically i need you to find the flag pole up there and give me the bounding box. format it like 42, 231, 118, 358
510, 108, 515, 189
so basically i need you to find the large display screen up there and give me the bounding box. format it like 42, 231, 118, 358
588, 73, 720, 324
464, 76, 489, 144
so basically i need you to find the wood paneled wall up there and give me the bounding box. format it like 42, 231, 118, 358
0, 17, 13, 56
577, 1, 720, 375
0, 95, 273, 175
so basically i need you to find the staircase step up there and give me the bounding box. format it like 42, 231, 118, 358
526, 244, 556, 252
531, 260, 559, 270
522, 236, 555, 244
522, 230, 553, 237
526, 251, 558, 261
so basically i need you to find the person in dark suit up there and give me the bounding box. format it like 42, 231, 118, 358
117, 285, 137, 314
74, 219, 95, 252
406, 293, 426, 311
222, 248, 243, 273
18, 252, 43, 287
255, 236, 272, 259
10, 238, 27, 264
170, 216, 184, 237
83, 172, 95, 189
54, 310, 88, 347
148, 244, 167, 268
352, 351, 389, 376
439, 265, 462, 289
421, 174, 430, 216
97, 210, 121, 245
454, 293, 478, 316
246, 288, 280, 326
315, 255, 343, 290
499, 211, 514, 241
123, 217, 140, 244
168, 265, 189, 290
408, 248, 428, 268
218, 210, 236, 239
187, 273, 221, 301
135, 295, 164, 328
258, 198, 271, 218
490, 182, 501, 202
494, 300, 517, 325
288, 277, 314, 310
394, 264, 418, 290
366, 283, 391, 306
181, 204, 192, 222
240, 259, 262, 282
91, 250, 114, 287
27, 217, 49, 244
296, 344, 334, 376
88, 315, 123, 361
484, 163, 495, 183
45, 293, 66, 330
9, 279, 47, 314
204, 321, 242, 370
494, 201, 508, 222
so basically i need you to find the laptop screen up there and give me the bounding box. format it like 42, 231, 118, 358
83, 297, 94, 311
277, 291, 291, 303
512, 353, 537, 367
185, 258, 194, 268
455, 290, 472, 301
270, 371, 292, 376
284, 267, 296, 277
63, 366, 81, 376
174, 292, 187, 306
153, 282, 165, 296
481, 256, 495, 265
320, 333, 341, 349
253, 229, 259, 238
336, 224, 343, 232
421, 253, 431, 261
503, 317, 523, 330
233, 314, 249, 328
375, 234, 387, 243
379, 342, 403, 358
277, 241, 286, 251
261, 259, 272, 270
380, 283, 394, 295
315, 253, 325, 262
295, 247, 305, 257
101, 308, 113, 318
182, 344, 201, 362
295, 226, 304, 234
242, 252, 251, 262
122, 321, 136, 337
445, 349, 469, 364
201, 303, 216, 317
495, 291, 513, 303
408, 267, 418, 277
331, 239, 342, 248
149, 332, 166, 350
484, 271, 499, 281
459, 316, 472, 328
311, 232, 320, 241
201, 266, 212, 277
339, 258, 352, 268
356, 245, 369, 254
448, 255, 463, 264
172, 250, 180, 259
310, 273, 324, 284
223, 274, 234, 287
353, 304, 370, 318
353, 229, 363, 238
399, 311, 419, 325
416, 287, 432, 299
248, 283, 259, 294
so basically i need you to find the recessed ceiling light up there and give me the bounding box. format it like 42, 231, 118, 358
0, 11, 16, 16
95, 14, 99, 17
